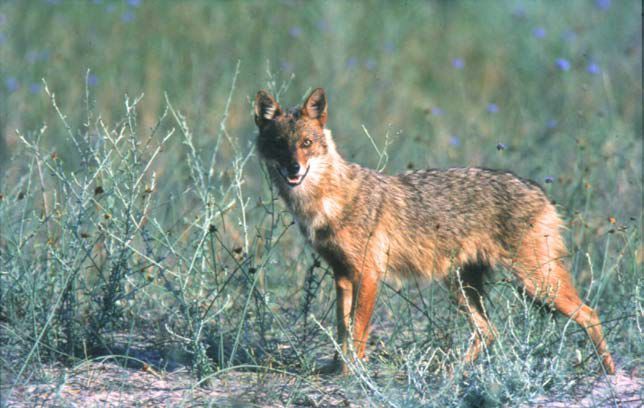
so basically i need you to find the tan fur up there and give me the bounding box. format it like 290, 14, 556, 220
254, 88, 616, 375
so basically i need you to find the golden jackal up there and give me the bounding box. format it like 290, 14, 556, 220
254, 88, 616, 375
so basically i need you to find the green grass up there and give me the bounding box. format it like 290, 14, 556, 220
0, 0, 641, 406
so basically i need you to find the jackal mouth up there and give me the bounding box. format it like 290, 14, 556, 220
278, 165, 310, 187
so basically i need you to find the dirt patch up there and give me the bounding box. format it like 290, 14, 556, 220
2, 360, 641, 407
528, 366, 642, 408
2, 360, 352, 407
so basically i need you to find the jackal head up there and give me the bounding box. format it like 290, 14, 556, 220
254, 88, 333, 190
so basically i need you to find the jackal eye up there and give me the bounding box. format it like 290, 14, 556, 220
302, 138, 313, 148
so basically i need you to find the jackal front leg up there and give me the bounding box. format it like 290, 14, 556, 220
316, 269, 379, 375
335, 274, 353, 357
351, 269, 379, 360
314, 273, 353, 375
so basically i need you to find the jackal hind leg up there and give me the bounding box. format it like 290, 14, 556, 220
512, 229, 616, 374
513, 260, 616, 374
449, 263, 497, 365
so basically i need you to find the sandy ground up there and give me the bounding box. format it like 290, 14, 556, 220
2, 360, 353, 407
2, 360, 641, 407
529, 367, 642, 408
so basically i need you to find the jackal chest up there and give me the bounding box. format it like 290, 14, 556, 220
290, 197, 343, 245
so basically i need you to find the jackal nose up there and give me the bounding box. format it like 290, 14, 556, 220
287, 162, 300, 176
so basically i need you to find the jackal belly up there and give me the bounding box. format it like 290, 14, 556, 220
383, 228, 506, 280
311, 219, 496, 282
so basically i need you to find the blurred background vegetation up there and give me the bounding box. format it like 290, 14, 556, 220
0, 0, 641, 406
2, 1, 641, 199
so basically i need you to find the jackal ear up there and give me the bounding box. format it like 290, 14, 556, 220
302, 88, 327, 127
254, 90, 282, 127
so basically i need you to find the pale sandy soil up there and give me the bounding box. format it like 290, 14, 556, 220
528, 368, 642, 408
2, 360, 641, 407
2, 361, 351, 407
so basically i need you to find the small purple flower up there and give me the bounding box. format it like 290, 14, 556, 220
431, 107, 443, 116
29, 83, 41, 94
587, 63, 600, 75
496, 143, 506, 151
87, 74, 98, 87
316, 19, 330, 32
544, 176, 555, 184
596, 0, 611, 10
288, 26, 302, 38
121, 11, 135, 23
26, 51, 39, 64
563, 30, 576, 43
449, 136, 461, 147
365, 58, 376, 71
546, 119, 558, 129
452, 58, 465, 69
280, 60, 293, 72
0, 33, 6, 46
346, 57, 358, 69
127, 0, 141, 7
555, 58, 571, 71
106, 4, 116, 12
532, 27, 546, 39
5, 77, 19, 93
26, 50, 50, 63
487, 103, 499, 113
45, 0, 61, 4
511, 6, 527, 18
93, 0, 103, 4
0, 13, 6, 25
383, 41, 396, 54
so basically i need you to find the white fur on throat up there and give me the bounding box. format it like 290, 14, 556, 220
287, 128, 345, 241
